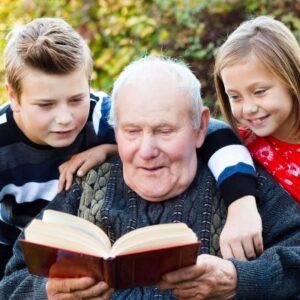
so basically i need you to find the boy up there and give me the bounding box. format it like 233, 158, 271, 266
0, 17, 116, 278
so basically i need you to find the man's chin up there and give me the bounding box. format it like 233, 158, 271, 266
135, 187, 173, 202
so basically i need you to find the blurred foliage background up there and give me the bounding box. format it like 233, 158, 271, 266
0, 0, 300, 116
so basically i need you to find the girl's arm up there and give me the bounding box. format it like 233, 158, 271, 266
198, 118, 263, 260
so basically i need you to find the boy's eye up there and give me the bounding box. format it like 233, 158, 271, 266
37, 103, 52, 108
70, 98, 83, 104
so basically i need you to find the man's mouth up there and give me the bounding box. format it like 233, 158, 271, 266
140, 166, 164, 172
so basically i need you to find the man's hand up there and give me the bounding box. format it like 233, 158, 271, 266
158, 254, 237, 299
220, 195, 263, 260
46, 277, 113, 299
58, 144, 117, 193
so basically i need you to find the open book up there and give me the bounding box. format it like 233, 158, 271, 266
20, 209, 200, 289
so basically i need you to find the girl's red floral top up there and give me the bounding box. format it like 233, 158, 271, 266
239, 128, 300, 204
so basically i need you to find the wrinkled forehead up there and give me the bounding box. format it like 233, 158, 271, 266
124, 62, 181, 86
118, 61, 188, 103
116, 78, 191, 124
117, 74, 188, 108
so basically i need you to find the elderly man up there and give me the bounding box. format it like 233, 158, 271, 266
1, 56, 300, 299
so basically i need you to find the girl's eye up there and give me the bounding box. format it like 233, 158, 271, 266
254, 88, 267, 96
228, 94, 240, 101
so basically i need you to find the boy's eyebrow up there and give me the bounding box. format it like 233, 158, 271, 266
68, 92, 89, 99
32, 98, 57, 102
33, 93, 88, 102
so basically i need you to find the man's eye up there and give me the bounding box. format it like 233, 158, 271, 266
126, 129, 140, 134
158, 129, 173, 135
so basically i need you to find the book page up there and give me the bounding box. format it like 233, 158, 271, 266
25, 219, 110, 257
110, 223, 197, 257
43, 210, 111, 250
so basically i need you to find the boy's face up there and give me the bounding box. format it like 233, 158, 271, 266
9, 68, 90, 147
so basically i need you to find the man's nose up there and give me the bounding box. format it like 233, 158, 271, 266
139, 134, 159, 160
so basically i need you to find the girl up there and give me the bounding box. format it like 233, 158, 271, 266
214, 15, 300, 204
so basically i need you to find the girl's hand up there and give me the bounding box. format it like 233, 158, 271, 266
58, 144, 117, 193
220, 195, 263, 260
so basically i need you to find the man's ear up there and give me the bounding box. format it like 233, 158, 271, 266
114, 129, 118, 144
6, 84, 20, 112
196, 107, 210, 148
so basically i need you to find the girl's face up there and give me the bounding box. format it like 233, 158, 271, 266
221, 54, 295, 142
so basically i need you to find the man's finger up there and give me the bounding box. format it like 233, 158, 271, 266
157, 280, 176, 291
46, 277, 95, 296
73, 281, 112, 299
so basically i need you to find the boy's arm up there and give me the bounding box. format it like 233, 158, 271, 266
91, 91, 115, 144
58, 91, 117, 193
199, 119, 263, 260
58, 144, 117, 193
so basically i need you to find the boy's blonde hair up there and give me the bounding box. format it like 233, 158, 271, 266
214, 16, 300, 136
4, 17, 93, 101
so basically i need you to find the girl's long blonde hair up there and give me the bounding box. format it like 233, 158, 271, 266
214, 16, 300, 137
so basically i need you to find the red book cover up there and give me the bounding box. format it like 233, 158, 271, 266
20, 240, 200, 289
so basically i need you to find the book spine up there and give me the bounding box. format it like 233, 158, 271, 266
104, 257, 116, 288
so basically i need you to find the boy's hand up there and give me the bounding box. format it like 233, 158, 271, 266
220, 195, 263, 260
58, 144, 117, 193
46, 277, 113, 299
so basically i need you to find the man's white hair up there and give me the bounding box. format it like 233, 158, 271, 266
109, 56, 203, 129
